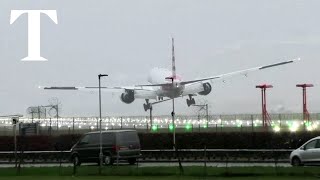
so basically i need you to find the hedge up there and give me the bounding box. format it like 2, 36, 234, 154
0, 132, 319, 151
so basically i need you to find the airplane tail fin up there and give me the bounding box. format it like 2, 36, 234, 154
171, 38, 176, 78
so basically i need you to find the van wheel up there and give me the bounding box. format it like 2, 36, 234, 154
104, 155, 114, 166
72, 155, 81, 166
128, 158, 136, 165
292, 157, 302, 166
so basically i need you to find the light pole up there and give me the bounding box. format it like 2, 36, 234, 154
166, 77, 176, 149
172, 91, 176, 149
98, 74, 108, 174
13, 118, 18, 168
149, 105, 153, 132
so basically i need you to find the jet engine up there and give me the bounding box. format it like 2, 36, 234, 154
198, 83, 212, 95
120, 89, 135, 104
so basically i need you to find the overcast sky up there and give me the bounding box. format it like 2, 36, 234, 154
0, 0, 319, 117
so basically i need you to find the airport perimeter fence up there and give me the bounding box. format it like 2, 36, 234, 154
0, 113, 319, 136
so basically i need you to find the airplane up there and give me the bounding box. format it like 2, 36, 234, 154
41, 38, 300, 111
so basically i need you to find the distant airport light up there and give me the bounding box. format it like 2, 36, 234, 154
289, 122, 299, 132
289, 127, 297, 132
306, 125, 313, 131
273, 126, 281, 132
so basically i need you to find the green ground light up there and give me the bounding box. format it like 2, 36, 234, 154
185, 124, 192, 131
151, 125, 158, 132
169, 124, 174, 131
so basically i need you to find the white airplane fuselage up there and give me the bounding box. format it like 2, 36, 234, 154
147, 68, 185, 99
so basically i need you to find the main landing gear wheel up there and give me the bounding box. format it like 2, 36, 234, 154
186, 95, 196, 107
143, 99, 151, 111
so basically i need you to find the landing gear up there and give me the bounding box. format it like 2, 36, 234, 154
143, 99, 152, 111
186, 95, 196, 107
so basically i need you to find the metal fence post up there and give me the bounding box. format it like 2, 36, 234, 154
279, 114, 282, 128
204, 146, 207, 176
72, 117, 75, 135
96, 117, 99, 130
216, 124, 217, 133
121, 117, 123, 129
251, 115, 254, 132
49, 118, 52, 135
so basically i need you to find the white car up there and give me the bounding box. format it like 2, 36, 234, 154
290, 136, 320, 166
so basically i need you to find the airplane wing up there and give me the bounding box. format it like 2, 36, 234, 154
180, 58, 300, 85
42, 58, 300, 92
40, 86, 154, 92
136, 58, 300, 87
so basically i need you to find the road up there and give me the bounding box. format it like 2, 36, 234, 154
0, 162, 291, 168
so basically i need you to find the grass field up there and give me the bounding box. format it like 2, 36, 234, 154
0, 166, 319, 179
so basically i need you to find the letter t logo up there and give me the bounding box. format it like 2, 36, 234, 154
10, 10, 58, 61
